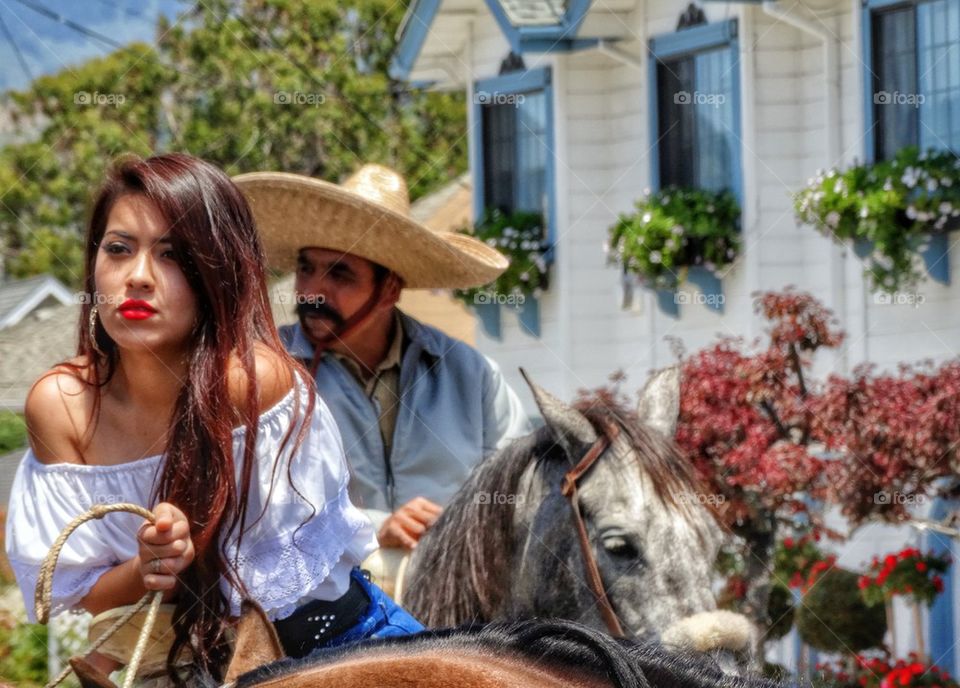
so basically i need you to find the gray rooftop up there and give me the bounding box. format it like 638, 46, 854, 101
0, 274, 74, 329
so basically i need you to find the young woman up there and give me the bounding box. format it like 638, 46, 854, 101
4, 153, 422, 685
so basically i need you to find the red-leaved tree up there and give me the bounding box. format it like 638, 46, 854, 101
814, 361, 960, 524
674, 288, 845, 628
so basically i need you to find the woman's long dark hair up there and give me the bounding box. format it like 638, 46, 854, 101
63, 153, 314, 683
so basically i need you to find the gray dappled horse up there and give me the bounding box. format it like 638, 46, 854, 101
404, 369, 753, 659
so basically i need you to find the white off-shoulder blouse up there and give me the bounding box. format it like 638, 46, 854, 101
4, 374, 378, 622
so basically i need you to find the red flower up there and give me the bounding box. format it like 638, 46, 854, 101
784, 537, 795, 549
933, 576, 945, 593
916, 561, 928, 573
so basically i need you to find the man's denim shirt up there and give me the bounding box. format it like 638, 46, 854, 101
279, 312, 532, 529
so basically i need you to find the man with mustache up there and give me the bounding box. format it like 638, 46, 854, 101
234, 165, 531, 560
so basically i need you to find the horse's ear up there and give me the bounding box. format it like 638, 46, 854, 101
224, 599, 285, 682
637, 365, 681, 438
520, 368, 597, 455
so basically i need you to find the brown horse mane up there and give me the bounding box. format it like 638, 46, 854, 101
404, 398, 715, 628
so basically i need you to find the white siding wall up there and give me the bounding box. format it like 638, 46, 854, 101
457, 0, 960, 410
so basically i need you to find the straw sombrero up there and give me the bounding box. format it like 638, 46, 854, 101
233, 164, 508, 289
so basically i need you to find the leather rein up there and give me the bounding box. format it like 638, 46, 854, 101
560, 421, 625, 637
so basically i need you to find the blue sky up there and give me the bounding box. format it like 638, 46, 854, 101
0, 0, 183, 92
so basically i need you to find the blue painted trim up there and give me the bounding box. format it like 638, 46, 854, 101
729, 33, 744, 204
649, 18, 738, 60
854, 237, 874, 259
919, 232, 951, 285
862, 3, 877, 163
482, 0, 597, 56
563, 0, 593, 36
926, 498, 956, 675
864, 0, 916, 8
656, 289, 681, 318
687, 266, 725, 313
471, 66, 557, 262
388, 0, 442, 82
647, 54, 660, 192
516, 296, 541, 337
482, 0, 524, 54
475, 68, 551, 95
472, 92, 485, 228
544, 71, 557, 261
473, 302, 503, 339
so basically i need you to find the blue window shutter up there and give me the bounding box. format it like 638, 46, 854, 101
927, 498, 956, 674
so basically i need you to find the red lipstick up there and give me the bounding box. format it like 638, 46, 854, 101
118, 299, 157, 320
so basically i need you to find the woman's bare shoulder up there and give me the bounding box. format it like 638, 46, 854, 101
228, 343, 296, 414
24, 358, 96, 464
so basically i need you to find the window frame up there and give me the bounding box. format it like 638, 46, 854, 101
647, 18, 743, 202
472, 66, 556, 260
862, 0, 960, 161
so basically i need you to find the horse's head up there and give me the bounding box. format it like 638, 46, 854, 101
406, 368, 751, 660
513, 368, 723, 640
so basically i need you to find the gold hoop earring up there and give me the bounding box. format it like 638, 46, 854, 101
89, 305, 105, 356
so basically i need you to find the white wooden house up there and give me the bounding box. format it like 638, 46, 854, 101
390, 0, 960, 672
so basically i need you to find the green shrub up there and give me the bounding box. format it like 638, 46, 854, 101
0, 621, 48, 687
794, 147, 960, 292
796, 567, 887, 652
0, 411, 27, 454
607, 187, 740, 289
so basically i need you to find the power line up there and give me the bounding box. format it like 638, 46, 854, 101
10, 0, 126, 50
0, 7, 34, 82
93, 0, 153, 23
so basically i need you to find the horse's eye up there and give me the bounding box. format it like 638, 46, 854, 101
601, 532, 638, 558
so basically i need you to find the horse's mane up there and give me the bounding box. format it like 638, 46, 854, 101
404, 399, 716, 628
235, 618, 783, 688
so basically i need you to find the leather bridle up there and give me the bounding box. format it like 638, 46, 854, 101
560, 421, 625, 637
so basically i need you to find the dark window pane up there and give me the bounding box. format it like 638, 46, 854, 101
482, 102, 517, 212
657, 57, 696, 188
873, 6, 918, 159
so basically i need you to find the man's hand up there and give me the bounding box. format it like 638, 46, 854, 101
137, 502, 195, 592
376, 497, 442, 549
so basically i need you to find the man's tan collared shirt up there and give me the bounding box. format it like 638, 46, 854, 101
332, 315, 404, 456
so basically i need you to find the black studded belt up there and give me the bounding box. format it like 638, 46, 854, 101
272, 574, 371, 658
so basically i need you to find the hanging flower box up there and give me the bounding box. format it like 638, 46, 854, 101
607, 187, 740, 317
795, 147, 960, 293
455, 208, 549, 339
